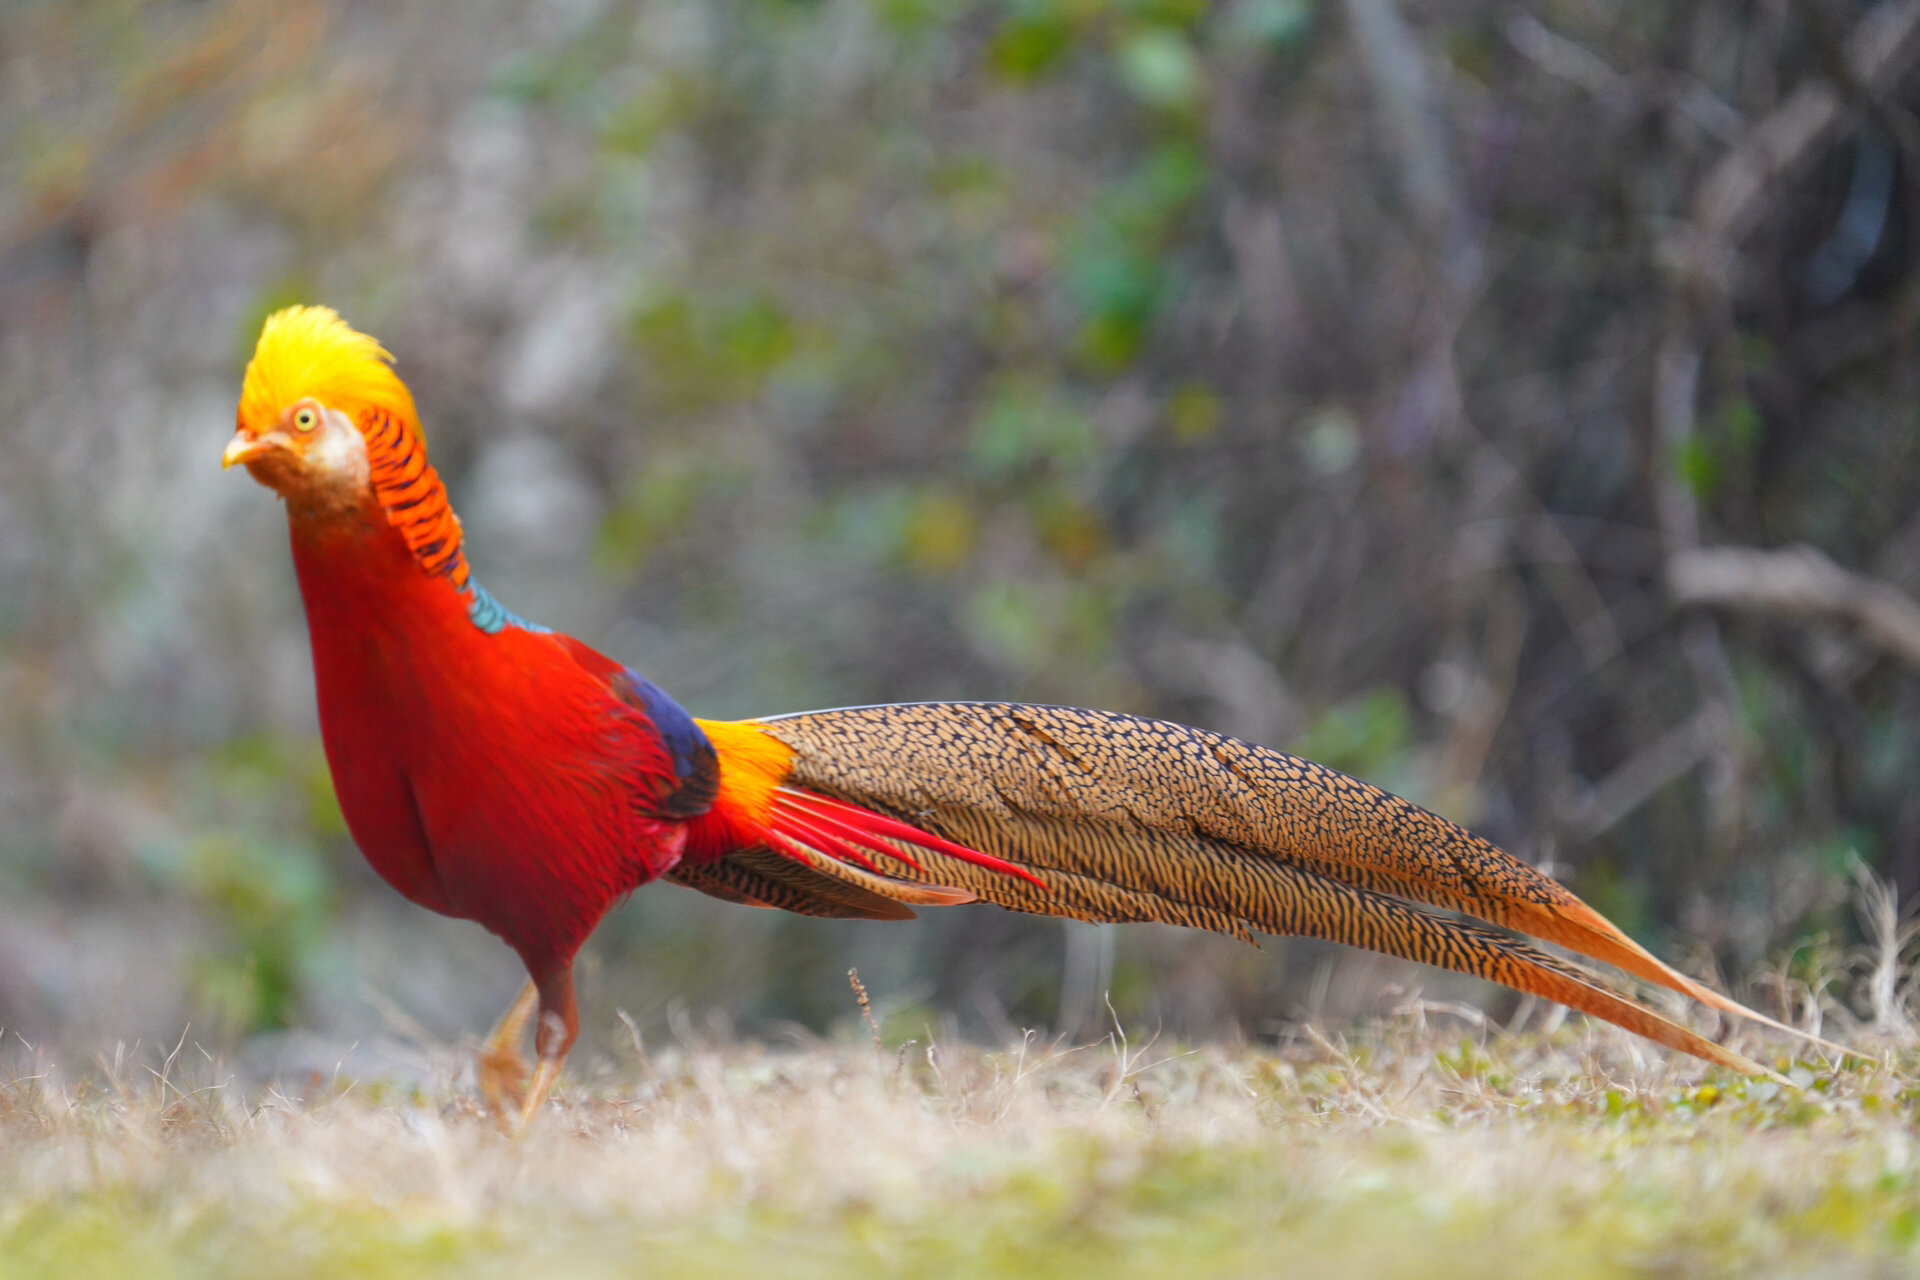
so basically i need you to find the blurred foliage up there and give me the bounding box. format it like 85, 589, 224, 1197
3, 0, 1920, 1060
177, 737, 340, 1036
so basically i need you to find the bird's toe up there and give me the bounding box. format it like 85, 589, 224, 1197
477, 1044, 530, 1118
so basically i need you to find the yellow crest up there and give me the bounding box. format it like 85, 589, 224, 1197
238, 305, 418, 435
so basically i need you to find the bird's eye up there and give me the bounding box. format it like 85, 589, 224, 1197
292, 407, 318, 432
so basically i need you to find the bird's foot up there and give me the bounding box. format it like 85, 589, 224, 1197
477, 981, 538, 1124
518, 1053, 563, 1130
478, 1044, 529, 1118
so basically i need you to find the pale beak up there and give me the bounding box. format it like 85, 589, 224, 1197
223, 432, 270, 470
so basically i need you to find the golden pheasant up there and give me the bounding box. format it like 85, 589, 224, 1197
224, 306, 1829, 1123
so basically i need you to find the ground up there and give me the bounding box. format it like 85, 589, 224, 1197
4, 1016, 1915, 1280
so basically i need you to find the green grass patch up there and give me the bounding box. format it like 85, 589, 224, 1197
4, 1028, 1917, 1279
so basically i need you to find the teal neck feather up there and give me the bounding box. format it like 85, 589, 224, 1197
463, 580, 548, 635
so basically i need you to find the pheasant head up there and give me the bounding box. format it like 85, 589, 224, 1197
225, 305, 467, 584
224, 306, 415, 501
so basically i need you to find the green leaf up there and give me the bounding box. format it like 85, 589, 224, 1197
990, 14, 1076, 82
1675, 436, 1723, 501
1117, 30, 1199, 106
1293, 688, 1414, 778
1221, 0, 1313, 46
968, 378, 1098, 477
1167, 382, 1221, 440
630, 291, 802, 409
902, 489, 979, 573
965, 579, 1056, 670
1301, 408, 1361, 475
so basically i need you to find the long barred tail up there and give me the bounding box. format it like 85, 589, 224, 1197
674, 701, 1846, 1077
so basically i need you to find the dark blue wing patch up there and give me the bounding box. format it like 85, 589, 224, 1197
612, 671, 721, 818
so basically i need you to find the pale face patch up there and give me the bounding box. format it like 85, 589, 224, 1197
299, 401, 372, 494
233, 397, 374, 515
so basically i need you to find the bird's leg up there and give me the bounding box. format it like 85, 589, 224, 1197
516, 964, 579, 1130
477, 980, 538, 1117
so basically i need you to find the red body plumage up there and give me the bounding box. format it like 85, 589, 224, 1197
291, 507, 688, 977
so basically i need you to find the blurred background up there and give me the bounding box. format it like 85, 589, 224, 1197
5, 0, 1920, 1077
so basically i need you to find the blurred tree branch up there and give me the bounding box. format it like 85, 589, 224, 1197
1671, 545, 1920, 673
1561, 706, 1726, 844
1690, 0, 1920, 262
1343, 0, 1458, 236
1649, 0, 1920, 861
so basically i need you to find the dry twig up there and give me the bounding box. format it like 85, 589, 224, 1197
1670, 544, 1920, 672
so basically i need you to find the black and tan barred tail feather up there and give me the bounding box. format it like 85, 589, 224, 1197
728, 701, 1837, 1073
666, 847, 976, 920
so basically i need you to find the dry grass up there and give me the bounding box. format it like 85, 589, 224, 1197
3, 1012, 1918, 1280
